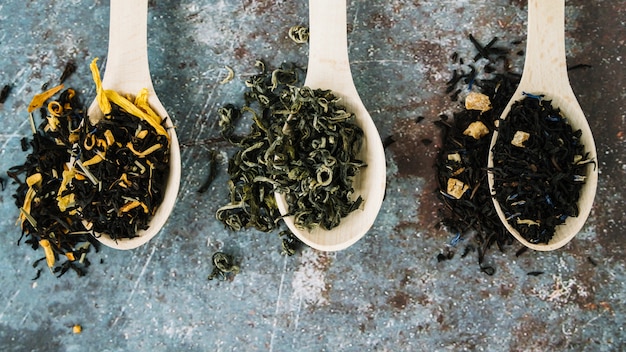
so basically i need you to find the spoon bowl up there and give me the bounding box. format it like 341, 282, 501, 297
87, 0, 181, 250
274, 0, 386, 251
487, 0, 598, 251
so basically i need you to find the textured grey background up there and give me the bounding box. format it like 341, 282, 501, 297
0, 0, 624, 351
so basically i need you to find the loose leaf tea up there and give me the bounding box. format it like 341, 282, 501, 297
0, 84, 11, 103
490, 95, 593, 244
8, 88, 100, 276
59, 61, 77, 84
7, 60, 170, 276
288, 25, 309, 44
216, 61, 364, 234
207, 252, 240, 281
435, 35, 522, 267
273, 86, 365, 230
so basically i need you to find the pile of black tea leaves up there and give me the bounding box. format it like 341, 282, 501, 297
6, 60, 170, 277
434, 35, 523, 272
216, 60, 365, 246
491, 94, 593, 244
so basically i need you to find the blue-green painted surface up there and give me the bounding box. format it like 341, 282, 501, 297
0, 1, 624, 351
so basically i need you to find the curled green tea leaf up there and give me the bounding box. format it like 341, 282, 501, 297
288, 25, 309, 44
208, 252, 239, 281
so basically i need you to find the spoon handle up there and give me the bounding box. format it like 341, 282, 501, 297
305, 0, 356, 92
520, 0, 570, 91
101, 0, 153, 94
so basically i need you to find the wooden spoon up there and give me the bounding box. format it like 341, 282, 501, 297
487, 0, 598, 251
274, 0, 386, 251
88, 0, 181, 250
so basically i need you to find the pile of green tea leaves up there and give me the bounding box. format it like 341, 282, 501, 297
216, 61, 365, 241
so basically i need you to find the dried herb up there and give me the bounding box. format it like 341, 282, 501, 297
59, 61, 77, 83
7, 60, 170, 276
75, 101, 170, 240
276, 86, 365, 230
8, 88, 100, 276
491, 95, 592, 244
20, 137, 29, 151
435, 35, 522, 268
214, 62, 302, 254
219, 66, 235, 84
216, 61, 364, 234
207, 252, 240, 281
288, 25, 309, 44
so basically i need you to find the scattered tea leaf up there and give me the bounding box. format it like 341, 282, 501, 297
208, 252, 240, 281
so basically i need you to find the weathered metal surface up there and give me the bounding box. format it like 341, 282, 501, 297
0, 0, 624, 350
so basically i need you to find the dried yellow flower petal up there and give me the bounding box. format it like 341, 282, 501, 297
26, 173, 42, 187
119, 200, 149, 214
45, 116, 61, 132
119, 173, 132, 187
21, 173, 43, 225
89, 58, 111, 115
47, 101, 63, 117
126, 142, 162, 157
104, 89, 168, 139
39, 239, 55, 268
57, 169, 76, 211
82, 134, 95, 151
134, 88, 162, 125
57, 169, 76, 198
451, 167, 465, 176
57, 192, 76, 212
136, 129, 149, 139
82, 153, 105, 167
18, 187, 37, 227
27, 84, 64, 113
104, 129, 115, 146
68, 132, 80, 144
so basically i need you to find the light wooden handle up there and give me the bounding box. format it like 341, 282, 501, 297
520, 0, 569, 90
101, 0, 153, 94
305, 0, 353, 89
